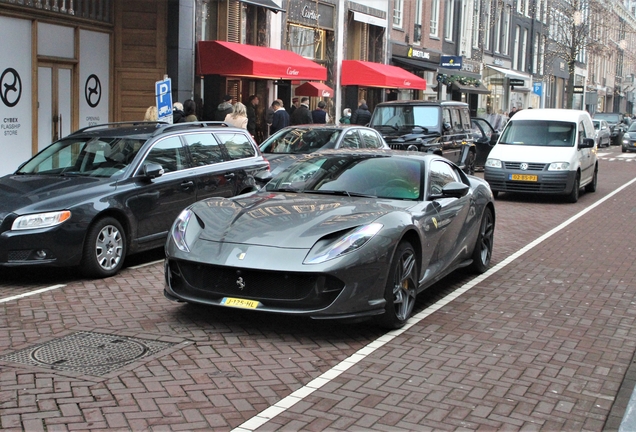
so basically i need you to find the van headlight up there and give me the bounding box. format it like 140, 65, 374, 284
548, 162, 570, 171
485, 159, 502, 168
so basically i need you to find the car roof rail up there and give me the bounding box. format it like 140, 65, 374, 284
150, 121, 231, 136
70, 121, 169, 135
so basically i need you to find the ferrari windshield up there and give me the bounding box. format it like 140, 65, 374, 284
499, 120, 576, 147
260, 127, 343, 155
266, 154, 422, 200
370, 106, 441, 131
16, 137, 146, 178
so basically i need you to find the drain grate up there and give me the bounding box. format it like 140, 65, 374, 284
0, 331, 173, 376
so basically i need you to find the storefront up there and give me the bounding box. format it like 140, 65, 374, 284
482, 64, 531, 115
391, 44, 440, 101
438, 58, 490, 117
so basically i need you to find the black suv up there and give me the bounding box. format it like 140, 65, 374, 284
593, 112, 627, 145
0, 121, 269, 278
368, 101, 477, 174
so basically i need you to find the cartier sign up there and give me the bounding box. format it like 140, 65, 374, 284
288, 0, 335, 30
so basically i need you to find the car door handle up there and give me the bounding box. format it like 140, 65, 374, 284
181, 180, 194, 189
224, 173, 235, 179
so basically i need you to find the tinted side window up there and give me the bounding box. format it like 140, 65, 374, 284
341, 130, 363, 148
460, 108, 472, 131
143, 137, 188, 173
429, 160, 461, 195
442, 108, 452, 132
450, 109, 462, 132
216, 133, 256, 160
359, 129, 384, 148
183, 133, 226, 166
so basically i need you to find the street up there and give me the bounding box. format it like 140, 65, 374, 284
1, 145, 636, 431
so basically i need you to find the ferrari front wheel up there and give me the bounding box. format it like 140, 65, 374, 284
378, 241, 418, 329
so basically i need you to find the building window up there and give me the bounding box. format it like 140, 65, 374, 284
430, 0, 440, 37
533, 32, 539, 74
513, 25, 520, 70
502, 5, 511, 55
414, 0, 423, 43
472, 0, 481, 48
484, 0, 492, 50
521, 28, 528, 72
494, 4, 502, 53
393, 0, 403, 28
288, 24, 325, 60
444, 0, 455, 41
524, 0, 530, 17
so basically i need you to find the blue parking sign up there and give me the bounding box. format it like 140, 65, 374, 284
532, 82, 543, 96
155, 78, 173, 123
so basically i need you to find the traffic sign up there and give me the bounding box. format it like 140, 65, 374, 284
155, 77, 173, 123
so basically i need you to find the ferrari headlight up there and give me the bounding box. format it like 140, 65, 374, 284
304, 223, 383, 264
170, 208, 203, 252
548, 162, 570, 171
485, 159, 502, 168
12, 210, 71, 230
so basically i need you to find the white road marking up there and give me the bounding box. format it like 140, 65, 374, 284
232, 176, 636, 432
129, 259, 164, 269
0, 284, 66, 304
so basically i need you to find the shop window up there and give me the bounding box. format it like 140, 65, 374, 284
288, 24, 325, 60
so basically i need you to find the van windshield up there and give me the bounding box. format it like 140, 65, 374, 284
499, 120, 576, 147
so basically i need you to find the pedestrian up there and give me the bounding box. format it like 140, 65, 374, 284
143, 106, 158, 121
223, 102, 249, 129
246, 95, 259, 138
311, 101, 329, 124
508, 106, 518, 119
288, 97, 300, 116
339, 108, 352, 125
183, 99, 198, 122
350, 102, 372, 125
290, 97, 313, 125
172, 102, 186, 123
215, 94, 234, 121
270, 100, 290, 134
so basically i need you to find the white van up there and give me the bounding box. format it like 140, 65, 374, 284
484, 109, 598, 203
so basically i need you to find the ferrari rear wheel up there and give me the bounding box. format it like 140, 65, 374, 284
379, 241, 418, 329
469, 207, 494, 274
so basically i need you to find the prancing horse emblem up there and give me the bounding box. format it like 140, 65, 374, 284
236, 277, 246, 290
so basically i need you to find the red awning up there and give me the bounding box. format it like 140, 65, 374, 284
197, 41, 327, 81
341, 60, 427, 90
295, 82, 335, 98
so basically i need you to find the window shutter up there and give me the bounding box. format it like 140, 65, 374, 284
228, 0, 241, 43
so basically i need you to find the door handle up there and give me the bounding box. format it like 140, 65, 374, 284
224, 172, 235, 179
181, 180, 194, 189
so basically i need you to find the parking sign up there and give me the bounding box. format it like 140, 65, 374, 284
155, 77, 173, 123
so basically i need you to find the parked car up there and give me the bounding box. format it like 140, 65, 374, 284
621, 121, 636, 153
484, 109, 597, 203
164, 149, 495, 328
259, 125, 388, 177
592, 119, 611, 148
471, 117, 499, 170
368, 101, 477, 175
0, 121, 269, 278
593, 112, 627, 145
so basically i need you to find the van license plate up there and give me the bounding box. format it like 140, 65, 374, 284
510, 174, 538, 182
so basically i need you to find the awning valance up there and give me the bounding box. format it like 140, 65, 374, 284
295, 82, 334, 97
239, 0, 285, 13
451, 81, 491, 95
196, 41, 327, 81
341, 60, 427, 90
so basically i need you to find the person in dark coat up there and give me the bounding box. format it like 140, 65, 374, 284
351, 103, 371, 125
270, 100, 290, 134
288, 97, 300, 116
172, 102, 186, 123
311, 101, 329, 124
215, 95, 233, 121
246, 95, 259, 137
290, 97, 313, 125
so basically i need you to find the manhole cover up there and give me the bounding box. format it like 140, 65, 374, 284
0, 331, 173, 376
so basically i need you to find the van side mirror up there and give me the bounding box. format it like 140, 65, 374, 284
579, 138, 595, 149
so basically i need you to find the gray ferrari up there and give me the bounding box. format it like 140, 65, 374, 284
164, 150, 495, 328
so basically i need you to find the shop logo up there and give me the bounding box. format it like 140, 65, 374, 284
84, 74, 102, 108
286, 67, 300, 76
322, 90, 331, 97
404, 80, 411, 86
0, 68, 22, 108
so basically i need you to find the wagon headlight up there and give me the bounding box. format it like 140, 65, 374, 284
548, 162, 570, 171
485, 159, 502, 168
170, 209, 203, 252
304, 223, 383, 264
12, 210, 71, 230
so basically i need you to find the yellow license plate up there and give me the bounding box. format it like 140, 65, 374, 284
510, 174, 538, 182
221, 297, 260, 309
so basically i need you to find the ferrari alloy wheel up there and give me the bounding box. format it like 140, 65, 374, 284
81, 217, 126, 278
469, 207, 494, 274
379, 241, 418, 329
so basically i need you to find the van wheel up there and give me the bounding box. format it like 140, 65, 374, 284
566, 174, 580, 203
585, 166, 598, 193
492, 191, 499, 199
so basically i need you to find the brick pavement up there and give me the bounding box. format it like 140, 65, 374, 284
0, 152, 635, 431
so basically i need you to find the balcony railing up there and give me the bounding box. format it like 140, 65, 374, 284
0, 0, 112, 24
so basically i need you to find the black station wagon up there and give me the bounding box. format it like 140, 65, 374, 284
0, 121, 269, 278
368, 101, 477, 174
